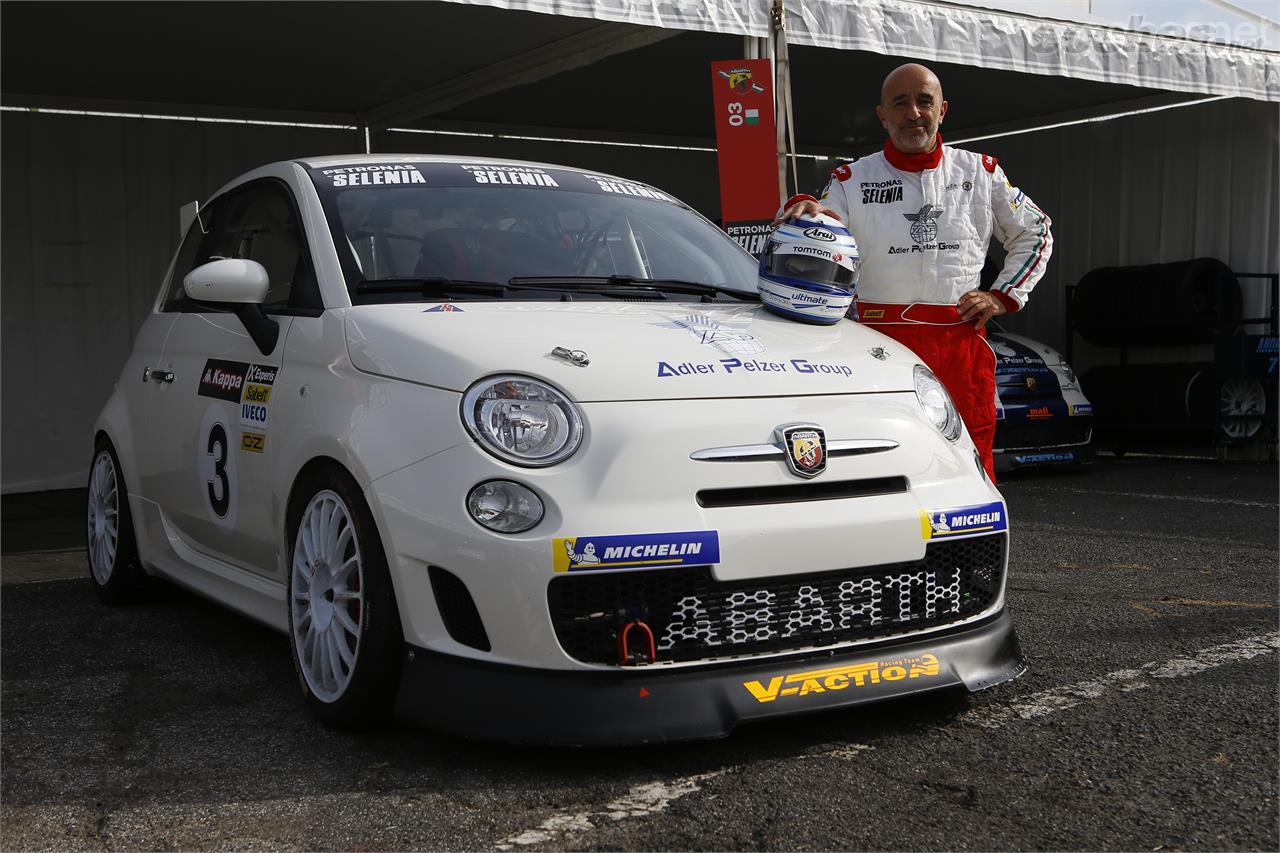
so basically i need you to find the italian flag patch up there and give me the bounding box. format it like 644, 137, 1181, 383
745, 109, 759, 125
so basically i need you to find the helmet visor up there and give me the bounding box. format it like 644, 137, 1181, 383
763, 251, 856, 289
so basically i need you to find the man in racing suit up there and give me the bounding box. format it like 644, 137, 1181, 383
778, 63, 1052, 480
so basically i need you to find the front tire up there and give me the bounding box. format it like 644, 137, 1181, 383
86, 438, 147, 604
287, 467, 402, 730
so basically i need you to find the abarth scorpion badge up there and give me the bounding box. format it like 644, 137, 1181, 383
775, 423, 827, 478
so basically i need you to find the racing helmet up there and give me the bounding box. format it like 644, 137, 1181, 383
757, 214, 859, 325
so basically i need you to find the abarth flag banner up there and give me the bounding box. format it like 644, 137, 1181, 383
711, 59, 777, 256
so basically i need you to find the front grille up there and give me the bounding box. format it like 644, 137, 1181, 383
696, 476, 909, 508
996, 418, 1092, 449
547, 535, 1004, 665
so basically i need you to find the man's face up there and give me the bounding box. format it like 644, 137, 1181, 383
875, 68, 948, 154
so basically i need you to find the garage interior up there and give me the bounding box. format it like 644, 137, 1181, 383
2, 0, 1276, 493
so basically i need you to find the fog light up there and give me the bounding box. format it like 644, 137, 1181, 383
466, 480, 544, 533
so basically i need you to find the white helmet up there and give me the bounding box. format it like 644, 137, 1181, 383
757, 215, 860, 325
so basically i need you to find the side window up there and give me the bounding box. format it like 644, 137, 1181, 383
164, 182, 320, 313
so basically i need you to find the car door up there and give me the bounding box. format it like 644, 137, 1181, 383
148, 178, 322, 579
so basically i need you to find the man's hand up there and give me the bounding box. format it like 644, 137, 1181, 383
771, 198, 839, 226
957, 289, 1007, 329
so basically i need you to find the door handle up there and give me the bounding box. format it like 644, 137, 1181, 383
149, 369, 175, 384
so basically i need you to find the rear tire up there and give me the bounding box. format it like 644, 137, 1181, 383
86, 438, 147, 604
286, 466, 403, 730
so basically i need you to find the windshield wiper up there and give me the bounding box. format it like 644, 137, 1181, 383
355, 277, 506, 296
354, 276, 670, 301
508, 275, 759, 301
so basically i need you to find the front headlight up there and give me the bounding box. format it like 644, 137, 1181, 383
1057, 361, 1078, 388
914, 365, 963, 442
461, 375, 584, 466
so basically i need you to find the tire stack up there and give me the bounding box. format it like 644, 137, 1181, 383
1074, 259, 1268, 448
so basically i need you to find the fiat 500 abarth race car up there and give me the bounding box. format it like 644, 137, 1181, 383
991, 331, 1093, 473
87, 155, 1025, 744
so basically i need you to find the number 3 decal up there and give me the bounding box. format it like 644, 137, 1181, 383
206, 422, 230, 517
198, 404, 238, 530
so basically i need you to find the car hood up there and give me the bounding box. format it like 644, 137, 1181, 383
343, 302, 920, 401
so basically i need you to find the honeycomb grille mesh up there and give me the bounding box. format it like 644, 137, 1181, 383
547, 535, 1005, 665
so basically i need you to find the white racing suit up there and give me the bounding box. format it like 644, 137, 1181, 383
785, 137, 1053, 480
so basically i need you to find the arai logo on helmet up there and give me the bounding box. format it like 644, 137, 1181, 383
803, 226, 837, 243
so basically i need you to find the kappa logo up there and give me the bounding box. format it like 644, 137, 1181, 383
197, 359, 248, 403
903, 204, 944, 244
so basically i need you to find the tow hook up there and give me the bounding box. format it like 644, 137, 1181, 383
617, 620, 657, 666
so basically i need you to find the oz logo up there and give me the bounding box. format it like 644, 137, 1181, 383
903, 204, 944, 244
198, 404, 238, 531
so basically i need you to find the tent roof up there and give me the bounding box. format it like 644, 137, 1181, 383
2, 0, 1270, 159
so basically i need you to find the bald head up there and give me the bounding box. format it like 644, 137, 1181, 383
876, 63, 948, 154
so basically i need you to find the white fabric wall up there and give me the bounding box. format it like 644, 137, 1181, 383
0, 113, 361, 492
980, 97, 1278, 366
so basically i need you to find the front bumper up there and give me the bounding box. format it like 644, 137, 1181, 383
393, 607, 1026, 745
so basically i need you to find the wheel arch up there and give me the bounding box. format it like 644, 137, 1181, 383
281, 454, 410, 627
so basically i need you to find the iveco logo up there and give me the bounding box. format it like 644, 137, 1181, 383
802, 227, 837, 243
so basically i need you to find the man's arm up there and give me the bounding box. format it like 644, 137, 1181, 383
772, 164, 852, 225
987, 163, 1053, 312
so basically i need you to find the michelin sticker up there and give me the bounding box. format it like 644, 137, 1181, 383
553, 530, 720, 573
321, 164, 426, 187
656, 357, 853, 379
1070, 403, 1093, 416
921, 501, 1007, 541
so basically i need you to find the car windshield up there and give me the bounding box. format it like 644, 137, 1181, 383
306, 161, 760, 304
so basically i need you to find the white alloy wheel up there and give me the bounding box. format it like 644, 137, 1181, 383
87, 450, 121, 585
291, 490, 365, 703
1219, 379, 1266, 440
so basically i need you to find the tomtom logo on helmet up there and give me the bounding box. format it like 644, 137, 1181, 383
803, 227, 837, 243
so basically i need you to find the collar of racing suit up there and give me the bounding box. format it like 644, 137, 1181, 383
882, 133, 944, 172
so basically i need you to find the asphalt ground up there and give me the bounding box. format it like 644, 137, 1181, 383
2, 457, 1277, 851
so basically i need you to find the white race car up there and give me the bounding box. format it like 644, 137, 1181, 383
87, 155, 1025, 744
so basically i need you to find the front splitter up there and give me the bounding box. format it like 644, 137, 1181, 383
394, 608, 1026, 746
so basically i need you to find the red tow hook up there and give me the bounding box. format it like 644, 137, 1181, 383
617, 620, 657, 666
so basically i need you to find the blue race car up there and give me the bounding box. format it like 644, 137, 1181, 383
990, 331, 1093, 472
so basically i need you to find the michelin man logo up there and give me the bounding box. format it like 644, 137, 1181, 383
564, 540, 601, 568
651, 313, 766, 356
930, 512, 952, 534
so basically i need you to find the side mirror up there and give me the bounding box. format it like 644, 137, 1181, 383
184, 258, 270, 304
183, 259, 279, 356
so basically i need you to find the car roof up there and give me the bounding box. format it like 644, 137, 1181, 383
293, 153, 649, 188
